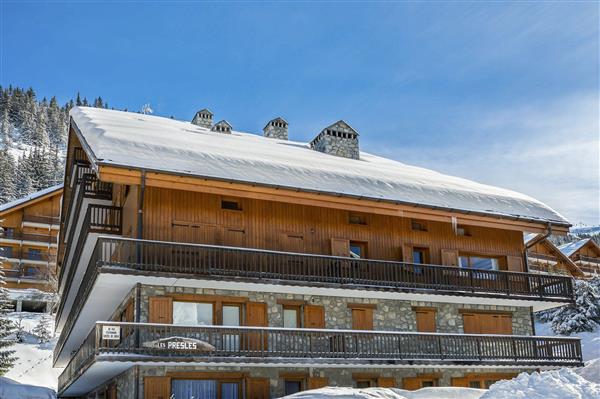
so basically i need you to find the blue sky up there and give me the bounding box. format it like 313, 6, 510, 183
2, 1, 598, 225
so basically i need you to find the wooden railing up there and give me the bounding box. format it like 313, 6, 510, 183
55, 205, 122, 326
58, 321, 583, 394
95, 237, 574, 300
2, 249, 54, 262
0, 231, 56, 245
22, 214, 60, 226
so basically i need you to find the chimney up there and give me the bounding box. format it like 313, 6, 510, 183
211, 120, 232, 134
191, 108, 213, 128
309, 120, 359, 159
263, 117, 288, 140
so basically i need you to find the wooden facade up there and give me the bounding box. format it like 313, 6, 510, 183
0, 186, 62, 291
526, 235, 584, 277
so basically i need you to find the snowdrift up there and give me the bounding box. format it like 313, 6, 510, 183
577, 358, 600, 384
281, 386, 485, 399
0, 377, 56, 399
480, 369, 600, 399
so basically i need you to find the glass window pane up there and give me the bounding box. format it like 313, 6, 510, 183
350, 244, 362, 258
285, 380, 302, 395
173, 302, 213, 325
468, 381, 481, 389
459, 256, 469, 268
413, 250, 423, 264
421, 380, 435, 388
221, 382, 239, 399
471, 257, 497, 271
223, 306, 240, 326
172, 380, 216, 399
283, 309, 298, 328
356, 380, 371, 388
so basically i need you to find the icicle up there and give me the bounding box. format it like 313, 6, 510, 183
451, 216, 458, 235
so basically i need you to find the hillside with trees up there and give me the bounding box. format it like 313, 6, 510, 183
0, 86, 108, 204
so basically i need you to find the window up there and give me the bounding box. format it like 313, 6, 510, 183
283, 306, 300, 328
173, 301, 213, 325
468, 381, 481, 389
459, 255, 499, 271
456, 225, 471, 236
284, 379, 303, 395
349, 241, 367, 259
412, 247, 429, 264
27, 248, 42, 260
349, 212, 367, 225
355, 379, 374, 388
421, 380, 436, 388
2, 228, 15, 238
411, 220, 427, 232
0, 246, 12, 258
171, 380, 240, 399
221, 199, 242, 211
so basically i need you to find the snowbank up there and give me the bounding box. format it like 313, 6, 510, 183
535, 321, 600, 361
281, 387, 485, 399
480, 369, 600, 399
0, 377, 56, 399
577, 358, 600, 384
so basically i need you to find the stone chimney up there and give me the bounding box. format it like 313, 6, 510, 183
309, 120, 359, 159
263, 117, 288, 140
191, 108, 213, 129
211, 120, 232, 134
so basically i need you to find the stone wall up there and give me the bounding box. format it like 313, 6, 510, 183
134, 284, 533, 335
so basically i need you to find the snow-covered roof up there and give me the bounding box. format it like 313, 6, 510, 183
0, 184, 63, 214
558, 238, 592, 256
70, 107, 569, 226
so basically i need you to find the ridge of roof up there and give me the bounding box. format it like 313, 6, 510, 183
0, 184, 63, 214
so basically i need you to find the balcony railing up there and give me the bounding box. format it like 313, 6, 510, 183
95, 237, 574, 300
22, 215, 60, 226
0, 231, 56, 245
58, 322, 583, 394
574, 255, 600, 265
2, 267, 49, 281
527, 252, 558, 263
1, 249, 54, 262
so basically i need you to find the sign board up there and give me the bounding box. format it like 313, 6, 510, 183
143, 336, 216, 352
102, 325, 121, 340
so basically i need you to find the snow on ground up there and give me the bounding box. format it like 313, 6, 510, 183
577, 358, 600, 384
5, 312, 62, 391
282, 387, 485, 399
535, 321, 600, 361
0, 377, 56, 399
480, 369, 600, 399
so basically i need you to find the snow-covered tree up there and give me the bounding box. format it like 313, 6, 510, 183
537, 277, 600, 334
32, 315, 52, 344
140, 103, 153, 115
0, 239, 16, 374
0, 148, 16, 203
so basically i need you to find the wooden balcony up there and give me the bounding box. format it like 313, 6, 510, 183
58, 321, 583, 395
0, 231, 56, 245
22, 214, 60, 226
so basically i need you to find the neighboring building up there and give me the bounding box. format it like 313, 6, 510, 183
54, 107, 583, 399
524, 233, 584, 278
558, 238, 600, 276
0, 184, 62, 312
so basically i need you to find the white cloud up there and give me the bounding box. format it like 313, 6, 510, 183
370, 92, 599, 225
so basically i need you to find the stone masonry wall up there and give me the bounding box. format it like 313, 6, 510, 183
135, 284, 533, 335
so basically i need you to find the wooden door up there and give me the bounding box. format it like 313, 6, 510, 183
415, 309, 436, 332
246, 377, 270, 399
148, 296, 173, 324
462, 313, 512, 334
144, 376, 171, 399
246, 302, 268, 351
451, 377, 469, 387
308, 377, 328, 390
351, 308, 373, 330
402, 377, 421, 390
506, 256, 523, 272
304, 305, 325, 328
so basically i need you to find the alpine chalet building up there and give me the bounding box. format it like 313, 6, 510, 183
54, 107, 582, 399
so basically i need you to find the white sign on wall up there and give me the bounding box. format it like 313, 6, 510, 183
102, 325, 121, 340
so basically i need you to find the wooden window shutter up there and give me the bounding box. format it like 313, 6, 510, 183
498, 314, 513, 335
451, 377, 469, 387
246, 377, 270, 399
331, 238, 349, 257
246, 302, 268, 327
304, 305, 325, 328
144, 376, 171, 399
402, 377, 421, 390
403, 245, 413, 262
351, 308, 373, 330
148, 296, 173, 324
462, 313, 480, 334
441, 249, 459, 266
245, 302, 268, 351
308, 376, 328, 390
377, 377, 396, 388
415, 310, 436, 332
506, 255, 523, 272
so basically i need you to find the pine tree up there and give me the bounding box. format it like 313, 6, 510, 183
15, 154, 33, 198
0, 148, 16, 202
76, 92, 82, 106
32, 315, 52, 344
537, 277, 600, 334
0, 241, 17, 374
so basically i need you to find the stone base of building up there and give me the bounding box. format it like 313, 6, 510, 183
72, 365, 533, 399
